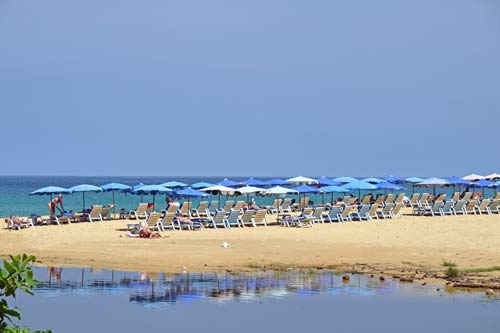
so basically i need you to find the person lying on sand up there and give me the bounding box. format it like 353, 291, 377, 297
4, 216, 28, 229
128, 221, 162, 238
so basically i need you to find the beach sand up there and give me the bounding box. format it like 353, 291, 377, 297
1, 209, 500, 280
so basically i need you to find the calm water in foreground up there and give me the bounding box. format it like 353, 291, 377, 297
11, 266, 499, 332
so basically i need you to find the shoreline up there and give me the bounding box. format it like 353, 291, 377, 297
2, 210, 500, 290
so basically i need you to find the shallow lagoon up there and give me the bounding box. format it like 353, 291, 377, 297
13, 266, 499, 332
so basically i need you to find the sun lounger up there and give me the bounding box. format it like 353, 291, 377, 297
207, 201, 219, 216
206, 211, 228, 229
384, 194, 395, 206
166, 204, 178, 214
489, 199, 500, 214
450, 192, 460, 202
374, 195, 385, 207
101, 205, 114, 220
452, 200, 466, 215
477, 199, 492, 215
417, 193, 430, 207
302, 207, 326, 224
267, 199, 282, 214
146, 212, 164, 231
192, 201, 209, 217
252, 210, 267, 227
423, 201, 444, 216
86, 205, 103, 222
221, 200, 235, 213
462, 192, 472, 201
225, 210, 241, 228
494, 193, 500, 201
280, 198, 293, 213
366, 204, 380, 220
161, 213, 176, 231
178, 201, 192, 217
145, 203, 155, 216
327, 206, 342, 223
351, 204, 371, 221
233, 201, 245, 213
129, 203, 148, 220
361, 195, 372, 205
441, 200, 455, 215
409, 193, 420, 207
239, 210, 256, 227
338, 206, 355, 222
391, 203, 403, 218
6, 217, 34, 230
464, 200, 478, 215
377, 203, 395, 219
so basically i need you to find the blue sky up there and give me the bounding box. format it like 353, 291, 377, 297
1, 0, 499, 177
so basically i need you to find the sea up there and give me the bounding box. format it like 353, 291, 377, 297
0, 175, 496, 218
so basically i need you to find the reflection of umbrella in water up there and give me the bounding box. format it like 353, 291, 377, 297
133, 185, 172, 208
68, 184, 103, 211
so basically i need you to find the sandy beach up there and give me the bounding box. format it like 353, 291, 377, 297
1, 210, 500, 281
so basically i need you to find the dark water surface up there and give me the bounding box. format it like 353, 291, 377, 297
11, 266, 500, 332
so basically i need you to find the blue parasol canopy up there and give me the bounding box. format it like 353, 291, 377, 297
101, 183, 132, 192
292, 185, 321, 193
216, 179, 241, 187
376, 182, 404, 190
175, 187, 209, 198
333, 176, 358, 183
405, 177, 425, 183
343, 181, 377, 190
384, 176, 406, 183
30, 186, 70, 196
132, 185, 172, 195
361, 177, 384, 184
243, 178, 266, 186
316, 177, 340, 186
191, 182, 213, 189
263, 178, 290, 186
320, 186, 350, 193
68, 184, 103, 211
447, 177, 471, 186
160, 181, 188, 188
473, 180, 494, 187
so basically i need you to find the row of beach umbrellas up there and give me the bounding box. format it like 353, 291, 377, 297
29, 174, 500, 211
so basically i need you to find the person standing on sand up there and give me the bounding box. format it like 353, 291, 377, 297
48, 194, 64, 218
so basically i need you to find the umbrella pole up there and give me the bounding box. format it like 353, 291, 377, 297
153, 195, 156, 211
82, 192, 86, 211
112, 191, 116, 216
331, 193, 334, 204
322, 193, 324, 205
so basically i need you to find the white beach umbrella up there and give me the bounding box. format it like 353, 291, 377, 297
264, 186, 299, 195
200, 185, 235, 209
462, 174, 485, 181
484, 173, 500, 181
285, 175, 318, 185
415, 178, 451, 195
235, 186, 265, 194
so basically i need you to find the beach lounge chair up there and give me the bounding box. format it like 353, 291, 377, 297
267, 199, 282, 214
361, 194, 372, 205
366, 204, 380, 220
206, 211, 228, 229
464, 200, 478, 215
384, 194, 395, 206
146, 212, 164, 231
207, 201, 219, 216
145, 203, 155, 216
178, 201, 192, 217
161, 213, 176, 231
477, 199, 492, 215
391, 203, 403, 219
462, 192, 472, 202
166, 204, 178, 214
395, 193, 405, 204
251, 210, 267, 227
489, 199, 500, 214
338, 206, 355, 222
377, 203, 395, 219
101, 205, 114, 220
280, 198, 293, 213
417, 193, 430, 207
225, 210, 241, 228
423, 201, 444, 217
6, 216, 34, 230
494, 193, 500, 201
301, 207, 313, 216
233, 201, 245, 213
450, 192, 460, 202
192, 201, 209, 217
409, 193, 420, 207
128, 203, 148, 220
441, 201, 455, 216
302, 207, 326, 224
351, 204, 371, 221
434, 194, 447, 203
327, 206, 342, 223
87, 205, 103, 222
239, 210, 256, 227
221, 200, 234, 213
452, 200, 467, 215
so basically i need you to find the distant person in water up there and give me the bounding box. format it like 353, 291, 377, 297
48, 194, 64, 218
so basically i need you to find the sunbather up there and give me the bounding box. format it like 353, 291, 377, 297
139, 221, 161, 238
4, 215, 27, 228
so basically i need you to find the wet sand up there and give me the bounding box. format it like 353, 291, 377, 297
1, 209, 500, 280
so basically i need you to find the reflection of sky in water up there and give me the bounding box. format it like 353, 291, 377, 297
34, 267, 403, 307
11, 266, 499, 333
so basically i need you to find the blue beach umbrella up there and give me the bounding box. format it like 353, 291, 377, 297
217, 178, 241, 187
361, 177, 384, 184
160, 181, 188, 189
405, 177, 425, 183
447, 177, 471, 186
175, 187, 209, 209
191, 182, 213, 189
384, 176, 406, 184
343, 180, 377, 198
292, 185, 320, 207
263, 178, 290, 186
333, 176, 358, 184
320, 185, 350, 203
30, 186, 71, 200
376, 182, 404, 194
69, 184, 103, 211
316, 177, 340, 186
101, 183, 132, 213
472, 179, 495, 197
243, 178, 266, 186
133, 185, 172, 207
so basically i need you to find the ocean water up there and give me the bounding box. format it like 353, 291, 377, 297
0, 176, 496, 218
11, 265, 500, 333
